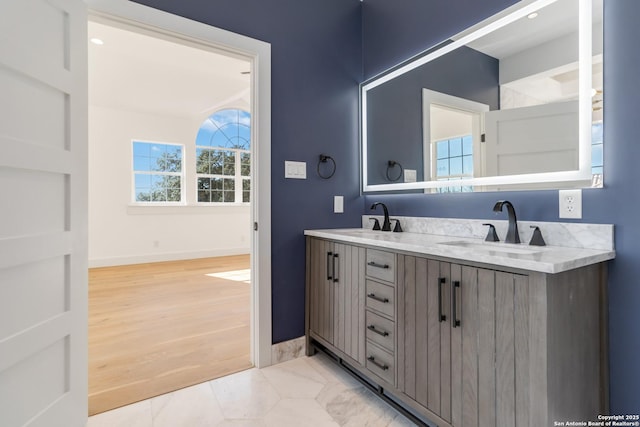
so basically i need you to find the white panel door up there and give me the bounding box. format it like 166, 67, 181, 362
0, 0, 88, 426
484, 100, 579, 177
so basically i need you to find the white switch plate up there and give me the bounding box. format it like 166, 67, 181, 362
404, 169, 417, 183
334, 196, 344, 213
285, 161, 306, 179
559, 189, 582, 219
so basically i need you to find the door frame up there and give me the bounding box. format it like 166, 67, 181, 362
85, 0, 273, 368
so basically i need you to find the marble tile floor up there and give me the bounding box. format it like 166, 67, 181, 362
86, 352, 417, 427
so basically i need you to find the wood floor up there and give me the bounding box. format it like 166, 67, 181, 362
88, 255, 252, 415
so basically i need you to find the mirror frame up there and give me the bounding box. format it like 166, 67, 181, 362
361, 0, 593, 192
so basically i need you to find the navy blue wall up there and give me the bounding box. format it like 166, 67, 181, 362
132, 0, 364, 343
367, 46, 499, 184
363, 0, 640, 414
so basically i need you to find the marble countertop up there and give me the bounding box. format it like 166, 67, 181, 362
304, 228, 615, 274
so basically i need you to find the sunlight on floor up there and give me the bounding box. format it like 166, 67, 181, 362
206, 269, 251, 283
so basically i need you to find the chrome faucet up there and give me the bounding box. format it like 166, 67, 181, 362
493, 200, 520, 244
370, 202, 391, 231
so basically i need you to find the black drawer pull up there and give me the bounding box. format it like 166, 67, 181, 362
367, 325, 389, 337
438, 277, 446, 322
367, 356, 389, 371
368, 261, 390, 269
367, 293, 389, 303
326, 252, 333, 280
452, 280, 461, 328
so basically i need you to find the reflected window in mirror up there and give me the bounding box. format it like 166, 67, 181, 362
591, 122, 603, 187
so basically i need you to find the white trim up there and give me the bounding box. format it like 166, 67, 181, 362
85, 0, 273, 367
89, 247, 250, 268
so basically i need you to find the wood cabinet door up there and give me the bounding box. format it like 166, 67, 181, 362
333, 243, 366, 364
309, 238, 334, 345
400, 256, 452, 422
449, 266, 530, 427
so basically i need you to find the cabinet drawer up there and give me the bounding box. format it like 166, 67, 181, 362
365, 341, 395, 385
366, 310, 395, 352
366, 249, 396, 283
365, 279, 395, 318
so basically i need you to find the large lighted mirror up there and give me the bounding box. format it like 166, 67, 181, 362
362, 0, 603, 192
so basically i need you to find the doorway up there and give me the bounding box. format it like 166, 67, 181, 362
87, 11, 270, 414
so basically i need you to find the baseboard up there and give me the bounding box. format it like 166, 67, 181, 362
271, 336, 306, 365
88, 247, 250, 268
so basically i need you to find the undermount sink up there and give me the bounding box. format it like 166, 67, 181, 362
439, 240, 543, 255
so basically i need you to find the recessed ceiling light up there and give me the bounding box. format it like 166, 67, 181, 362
527, 12, 539, 19
90, 38, 104, 45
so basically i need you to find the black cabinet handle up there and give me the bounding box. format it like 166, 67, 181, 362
326, 252, 333, 280
452, 280, 461, 328
367, 261, 390, 269
333, 253, 339, 283
367, 356, 389, 371
367, 293, 389, 303
367, 324, 389, 337
438, 277, 446, 322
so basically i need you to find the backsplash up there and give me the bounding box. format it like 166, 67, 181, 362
361, 215, 615, 251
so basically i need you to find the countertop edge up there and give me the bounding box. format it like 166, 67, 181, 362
304, 229, 615, 274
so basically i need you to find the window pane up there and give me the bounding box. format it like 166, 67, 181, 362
592, 144, 603, 167
151, 189, 167, 202
462, 135, 473, 155
437, 140, 449, 159
241, 153, 251, 176
211, 178, 223, 190
223, 151, 236, 175
198, 190, 210, 203
592, 123, 603, 143
197, 177, 210, 190
167, 187, 181, 202
196, 149, 210, 174
436, 159, 449, 177
223, 178, 235, 191
211, 130, 228, 148
449, 138, 462, 157
210, 151, 223, 174
450, 156, 462, 176
243, 179, 250, 203
463, 155, 473, 175
211, 191, 222, 202
223, 191, 235, 203
238, 126, 250, 149
133, 156, 150, 171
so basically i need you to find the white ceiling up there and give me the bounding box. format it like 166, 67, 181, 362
88, 21, 251, 118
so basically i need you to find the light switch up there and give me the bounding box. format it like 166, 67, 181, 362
334, 196, 344, 213
285, 161, 307, 179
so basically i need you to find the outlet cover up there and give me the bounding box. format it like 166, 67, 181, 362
559, 189, 582, 219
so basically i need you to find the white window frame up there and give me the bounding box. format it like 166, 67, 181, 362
196, 145, 251, 204
131, 140, 185, 205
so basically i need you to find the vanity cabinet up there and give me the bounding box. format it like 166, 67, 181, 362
307, 237, 366, 365
397, 256, 532, 427
306, 236, 607, 427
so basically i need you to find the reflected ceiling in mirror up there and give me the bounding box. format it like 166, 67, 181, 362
361, 0, 603, 193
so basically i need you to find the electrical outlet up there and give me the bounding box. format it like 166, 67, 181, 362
559, 189, 582, 219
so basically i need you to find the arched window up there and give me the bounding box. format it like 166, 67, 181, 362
195, 109, 251, 203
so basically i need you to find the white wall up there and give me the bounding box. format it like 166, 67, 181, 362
88, 105, 250, 267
